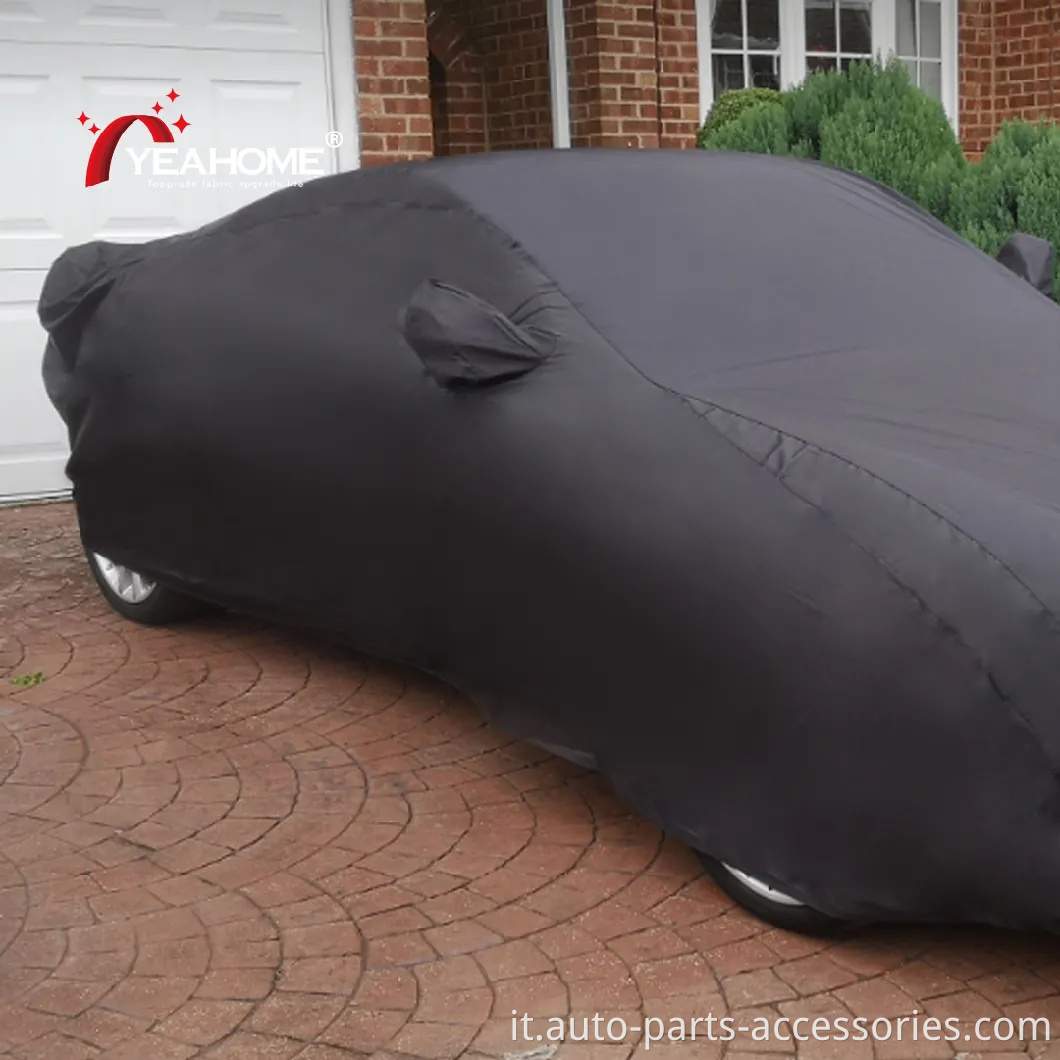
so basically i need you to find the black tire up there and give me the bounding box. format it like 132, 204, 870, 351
85, 550, 206, 625
697, 853, 852, 935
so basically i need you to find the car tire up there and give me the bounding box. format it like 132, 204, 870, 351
697, 853, 851, 935
86, 550, 206, 625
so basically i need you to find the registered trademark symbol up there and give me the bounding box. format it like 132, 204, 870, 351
326, 131, 343, 149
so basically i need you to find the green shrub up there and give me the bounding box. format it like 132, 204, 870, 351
983, 117, 1058, 181
946, 166, 1017, 255
786, 66, 858, 155
817, 64, 966, 217
702, 98, 797, 155
696, 61, 1060, 299
698, 88, 784, 148
950, 120, 1060, 221
702, 60, 967, 218
946, 120, 1060, 295
1014, 134, 1060, 298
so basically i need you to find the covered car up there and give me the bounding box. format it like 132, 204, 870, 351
38, 149, 1060, 932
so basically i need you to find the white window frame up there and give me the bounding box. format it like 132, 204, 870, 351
695, 0, 958, 133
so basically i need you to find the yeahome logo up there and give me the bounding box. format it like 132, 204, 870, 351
79, 90, 336, 189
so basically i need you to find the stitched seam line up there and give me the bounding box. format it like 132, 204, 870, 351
441, 181, 1060, 632
684, 396, 1060, 630
110, 168, 1059, 646
415, 172, 1058, 768
679, 398, 1053, 761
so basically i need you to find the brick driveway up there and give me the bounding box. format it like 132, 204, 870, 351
1, 501, 1059, 1060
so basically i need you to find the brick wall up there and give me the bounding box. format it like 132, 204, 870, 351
427, 1, 488, 154
959, 0, 995, 156
354, 1, 434, 166
437, 0, 554, 151
564, 0, 700, 149
565, 0, 658, 147
959, 0, 1060, 157
656, 0, 701, 149
352, 1, 1059, 168
352, 0, 701, 163
993, 0, 1059, 126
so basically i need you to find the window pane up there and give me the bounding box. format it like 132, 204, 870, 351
896, 0, 916, 55
713, 52, 747, 94
806, 0, 836, 52
839, 0, 872, 54
712, 0, 743, 49
921, 59, 942, 98
747, 0, 780, 49
920, 0, 942, 58
900, 57, 918, 83
750, 53, 782, 89
807, 55, 837, 72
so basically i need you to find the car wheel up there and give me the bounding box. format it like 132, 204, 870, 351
697, 853, 851, 935
86, 550, 205, 625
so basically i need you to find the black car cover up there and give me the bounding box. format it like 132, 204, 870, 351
39, 149, 1060, 930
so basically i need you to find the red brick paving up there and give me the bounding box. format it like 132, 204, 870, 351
1, 501, 1059, 1059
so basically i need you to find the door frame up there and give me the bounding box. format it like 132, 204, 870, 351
323, 0, 362, 171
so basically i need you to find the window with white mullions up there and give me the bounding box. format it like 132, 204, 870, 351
804, 0, 873, 73
695, 0, 957, 129
896, 0, 943, 100
710, 0, 782, 96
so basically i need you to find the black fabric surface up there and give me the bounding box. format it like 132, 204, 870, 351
39, 149, 1060, 929
998, 232, 1056, 296
401, 279, 555, 387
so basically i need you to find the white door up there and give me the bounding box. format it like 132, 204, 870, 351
0, 0, 357, 502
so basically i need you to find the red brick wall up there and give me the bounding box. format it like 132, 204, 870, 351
565, 0, 658, 147
354, 0, 434, 166
959, 0, 1060, 157
994, 0, 1060, 125
351, 1, 1060, 168
564, 0, 700, 149
430, 56, 489, 155
959, 0, 995, 156
563, 0, 597, 144
657, 0, 701, 149
441, 0, 554, 151
352, 0, 701, 163
427, 2, 488, 154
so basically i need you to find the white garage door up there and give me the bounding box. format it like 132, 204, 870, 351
0, 0, 357, 502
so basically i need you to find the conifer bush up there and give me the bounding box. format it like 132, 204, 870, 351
697, 88, 784, 147
697, 61, 1060, 299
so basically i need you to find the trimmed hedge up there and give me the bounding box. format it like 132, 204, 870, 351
698, 61, 1060, 298
947, 121, 1060, 297
696, 88, 783, 147
702, 99, 807, 156
817, 67, 965, 219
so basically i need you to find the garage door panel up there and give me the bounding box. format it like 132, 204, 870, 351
207, 66, 334, 215
2, 43, 335, 251
0, 33, 341, 500
0, 270, 69, 501
0, 0, 324, 51
204, 0, 318, 45
0, 70, 69, 271
76, 1, 191, 33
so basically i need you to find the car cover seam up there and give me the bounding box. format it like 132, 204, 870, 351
679, 395, 1060, 627
412, 174, 1058, 623
674, 396, 1056, 764
107, 172, 1060, 677
409, 175, 1057, 766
